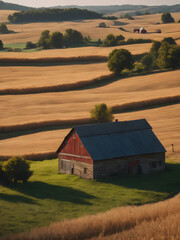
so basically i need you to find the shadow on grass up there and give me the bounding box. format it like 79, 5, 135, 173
9, 181, 95, 205
98, 163, 180, 195
0, 193, 36, 204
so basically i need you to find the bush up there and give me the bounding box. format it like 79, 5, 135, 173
108, 49, 134, 75
0, 39, 3, 50
161, 13, 175, 23
25, 41, 37, 49
140, 53, 153, 70
132, 62, 145, 73
90, 103, 114, 123
162, 37, 176, 45
2, 156, 33, 183
0, 23, 9, 34
0, 162, 8, 185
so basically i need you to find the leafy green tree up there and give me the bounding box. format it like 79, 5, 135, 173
25, 41, 36, 49
108, 49, 134, 75
103, 34, 116, 46
167, 45, 180, 69
161, 13, 175, 23
0, 23, 9, 34
63, 28, 84, 47
38, 30, 50, 49
90, 103, 114, 123
49, 32, 63, 49
162, 37, 176, 45
157, 42, 170, 69
2, 156, 33, 183
150, 41, 161, 67
140, 53, 153, 70
0, 40, 3, 50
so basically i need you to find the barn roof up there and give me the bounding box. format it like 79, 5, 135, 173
57, 119, 166, 161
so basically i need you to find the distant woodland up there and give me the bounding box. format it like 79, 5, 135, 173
8, 8, 102, 23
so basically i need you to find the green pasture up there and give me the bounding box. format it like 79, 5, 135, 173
0, 158, 179, 237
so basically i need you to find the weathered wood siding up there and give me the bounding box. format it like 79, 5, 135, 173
58, 130, 93, 179
93, 153, 165, 179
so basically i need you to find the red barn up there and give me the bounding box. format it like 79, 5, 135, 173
56, 119, 166, 180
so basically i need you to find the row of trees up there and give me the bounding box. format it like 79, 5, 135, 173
0, 156, 32, 184
102, 34, 151, 47
8, 8, 102, 23
107, 37, 180, 76
36, 28, 84, 49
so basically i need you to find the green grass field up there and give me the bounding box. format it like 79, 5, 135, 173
0, 158, 179, 237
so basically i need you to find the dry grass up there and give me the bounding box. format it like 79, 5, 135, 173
0, 10, 17, 22
0, 103, 180, 157
0, 11, 179, 45
0, 69, 179, 126
0, 63, 110, 91
3, 193, 180, 240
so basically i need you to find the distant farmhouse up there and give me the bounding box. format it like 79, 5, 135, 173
134, 27, 147, 33
57, 119, 166, 180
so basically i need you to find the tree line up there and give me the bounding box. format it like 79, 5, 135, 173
8, 8, 102, 23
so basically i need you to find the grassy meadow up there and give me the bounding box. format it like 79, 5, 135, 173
0, 158, 179, 237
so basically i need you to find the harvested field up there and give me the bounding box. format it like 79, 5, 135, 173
0, 11, 179, 45
0, 10, 17, 22
0, 43, 152, 59
0, 69, 179, 126
0, 102, 180, 157
0, 63, 109, 89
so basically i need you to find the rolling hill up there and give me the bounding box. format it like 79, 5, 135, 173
0, 0, 31, 11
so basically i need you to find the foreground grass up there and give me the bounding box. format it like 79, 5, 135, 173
0, 158, 179, 237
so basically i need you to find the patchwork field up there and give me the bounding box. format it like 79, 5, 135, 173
0, 11, 180, 44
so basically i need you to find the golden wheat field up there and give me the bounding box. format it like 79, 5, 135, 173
0, 63, 109, 89
3, 193, 179, 240
0, 69, 179, 126
0, 11, 180, 44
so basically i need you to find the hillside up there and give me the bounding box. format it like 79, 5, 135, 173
0, 0, 31, 11
53, 4, 180, 15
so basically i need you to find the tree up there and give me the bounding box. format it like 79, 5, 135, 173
167, 45, 180, 69
49, 32, 63, 49
2, 156, 33, 183
140, 53, 153, 70
162, 37, 176, 45
38, 30, 50, 49
64, 28, 84, 47
161, 13, 175, 23
25, 41, 36, 49
150, 41, 161, 67
157, 42, 170, 69
0, 23, 9, 34
90, 103, 114, 123
108, 49, 134, 75
103, 34, 116, 46
0, 40, 3, 50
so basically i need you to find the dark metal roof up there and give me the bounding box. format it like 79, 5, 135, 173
57, 119, 166, 160
74, 119, 152, 137
74, 119, 166, 161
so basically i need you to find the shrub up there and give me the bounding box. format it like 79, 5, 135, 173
0, 23, 9, 34
140, 53, 153, 70
132, 62, 145, 73
2, 156, 33, 183
162, 37, 176, 45
108, 49, 134, 75
90, 103, 114, 123
0, 39, 3, 50
25, 41, 37, 49
0, 162, 8, 185
161, 13, 175, 23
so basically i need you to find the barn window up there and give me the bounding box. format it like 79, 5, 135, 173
66, 140, 68, 145
159, 160, 162, 166
152, 162, 157, 168
84, 168, 87, 174
79, 142, 82, 148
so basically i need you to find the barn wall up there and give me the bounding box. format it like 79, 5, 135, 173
93, 153, 165, 179
58, 158, 93, 180
59, 130, 93, 164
